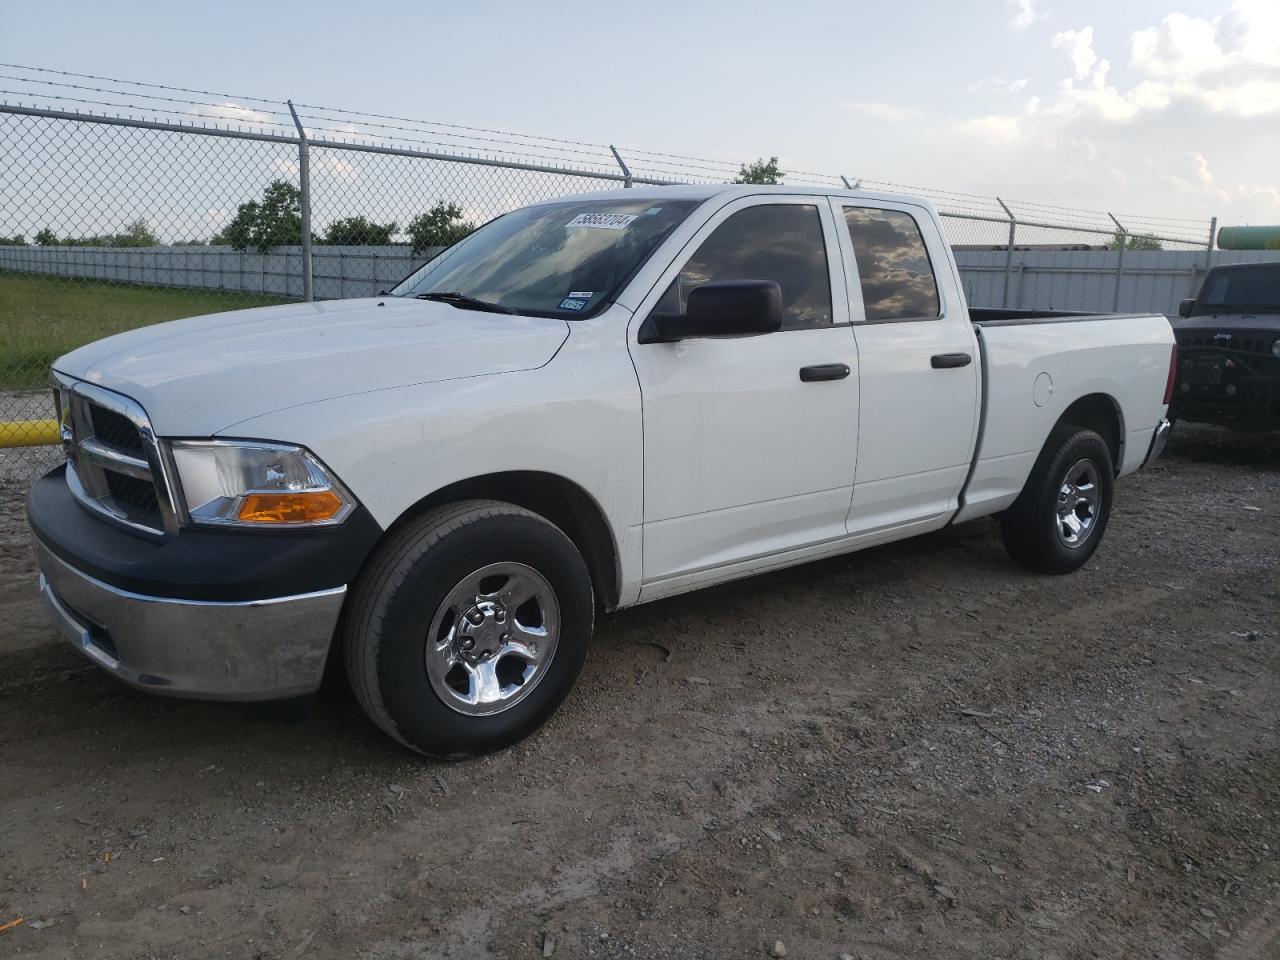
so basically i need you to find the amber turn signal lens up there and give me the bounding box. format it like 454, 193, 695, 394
236, 490, 345, 524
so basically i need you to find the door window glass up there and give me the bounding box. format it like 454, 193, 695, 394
843, 207, 941, 321
654, 204, 833, 329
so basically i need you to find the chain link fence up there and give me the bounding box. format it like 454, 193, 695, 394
0, 69, 1222, 483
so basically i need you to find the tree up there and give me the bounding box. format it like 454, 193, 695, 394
113, 218, 159, 247
321, 216, 397, 246
0, 234, 26, 246
1109, 231, 1163, 251
407, 203, 472, 253
39, 219, 161, 247
211, 201, 257, 249
254, 181, 303, 250
211, 180, 303, 252
734, 156, 783, 185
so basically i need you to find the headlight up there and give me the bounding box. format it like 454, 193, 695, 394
169, 440, 355, 527
1272, 338, 1280, 358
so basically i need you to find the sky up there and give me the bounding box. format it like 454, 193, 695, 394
1, 0, 1277, 231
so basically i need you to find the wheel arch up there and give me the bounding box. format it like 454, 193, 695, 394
1055, 392, 1125, 474
374, 471, 621, 611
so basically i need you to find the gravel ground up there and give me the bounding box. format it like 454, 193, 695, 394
0, 424, 1276, 960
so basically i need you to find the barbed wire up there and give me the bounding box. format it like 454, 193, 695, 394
0, 73, 294, 119
0, 61, 1215, 241
0, 62, 286, 108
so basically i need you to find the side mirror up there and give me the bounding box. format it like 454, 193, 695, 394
1178, 298, 1195, 318
640, 280, 783, 343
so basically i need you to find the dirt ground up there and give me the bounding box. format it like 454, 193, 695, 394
0, 425, 1276, 960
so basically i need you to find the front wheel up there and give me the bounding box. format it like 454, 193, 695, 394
1000, 425, 1114, 574
343, 500, 593, 757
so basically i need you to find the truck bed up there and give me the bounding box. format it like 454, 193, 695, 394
954, 309, 1174, 524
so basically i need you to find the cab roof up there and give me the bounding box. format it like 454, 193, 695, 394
549, 182, 937, 213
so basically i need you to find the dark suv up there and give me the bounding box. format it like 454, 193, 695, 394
1171, 262, 1280, 431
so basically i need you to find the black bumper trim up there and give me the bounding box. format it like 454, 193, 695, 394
27, 465, 383, 602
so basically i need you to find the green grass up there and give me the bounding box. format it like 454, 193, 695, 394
0, 273, 294, 390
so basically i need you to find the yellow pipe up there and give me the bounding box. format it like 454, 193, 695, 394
0, 419, 60, 448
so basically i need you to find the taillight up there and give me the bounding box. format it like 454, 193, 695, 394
1163, 342, 1178, 405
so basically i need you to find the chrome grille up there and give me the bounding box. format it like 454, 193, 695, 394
88, 403, 147, 458
54, 374, 178, 537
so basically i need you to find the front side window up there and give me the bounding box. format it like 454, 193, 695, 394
653, 204, 833, 329
393, 198, 700, 317
843, 207, 941, 321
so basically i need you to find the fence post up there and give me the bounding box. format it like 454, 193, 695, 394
287, 100, 314, 302
996, 197, 1016, 309
1204, 216, 1218, 271
1108, 212, 1127, 312
609, 145, 632, 188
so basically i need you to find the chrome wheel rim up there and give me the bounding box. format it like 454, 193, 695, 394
1055, 458, 1101, 548
424, 562, 560, 717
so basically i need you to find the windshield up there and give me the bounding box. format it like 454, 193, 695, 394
1196, 265, 1280, 315
392, 197, 701, 317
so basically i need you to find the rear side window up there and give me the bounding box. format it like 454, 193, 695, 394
654, 204, 833, 329
843, 207, 941, 321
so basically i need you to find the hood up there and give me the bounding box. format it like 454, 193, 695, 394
54, 297, 570, 436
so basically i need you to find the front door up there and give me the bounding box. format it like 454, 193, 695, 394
629, 196, 860, 587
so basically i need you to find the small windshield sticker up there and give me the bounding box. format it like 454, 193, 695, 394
643, 207, 663, 215
566, 212, 637, 230
558, 296, 590, 312
568, 291, 594, 299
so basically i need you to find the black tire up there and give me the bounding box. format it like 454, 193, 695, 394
1000, 424, 1114, 574
343, 500, 593, 757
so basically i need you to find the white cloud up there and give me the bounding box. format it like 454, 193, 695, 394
317, 153, 361, 181
1052, 27, 1104, 82
1131, 1, 1280, 77
1044, 3, 1280, 121
1010, 0, 1040, 30
967, 76, 1030, 94
191, 101, 275, 127
954, 114, 1022, 142
839, 101, 918, 122
938, 4, 1280, 225
1179, 151, 1280, 206
272, 154, 361, 181
270, 157, 300, 178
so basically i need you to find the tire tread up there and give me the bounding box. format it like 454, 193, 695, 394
1000, 424, 1114, 575
343, 500, 574, 752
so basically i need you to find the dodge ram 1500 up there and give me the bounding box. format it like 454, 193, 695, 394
29, 185, 1176, 755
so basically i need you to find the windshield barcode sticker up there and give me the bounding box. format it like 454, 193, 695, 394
566, 213, 637, 230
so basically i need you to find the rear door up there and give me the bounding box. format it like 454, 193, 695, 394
829, 200, 980, 536
629, 195, 860, 586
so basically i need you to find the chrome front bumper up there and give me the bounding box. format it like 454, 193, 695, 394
35, 540, 345, 701
1143, 417, 1172, 467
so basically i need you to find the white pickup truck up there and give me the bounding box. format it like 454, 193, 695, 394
29, 185, 1176, 756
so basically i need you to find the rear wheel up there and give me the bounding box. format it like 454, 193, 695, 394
1000, 425, 1114, 574
343, 500, 593, 757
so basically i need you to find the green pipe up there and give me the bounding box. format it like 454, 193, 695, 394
1217, 225, 1280, 250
